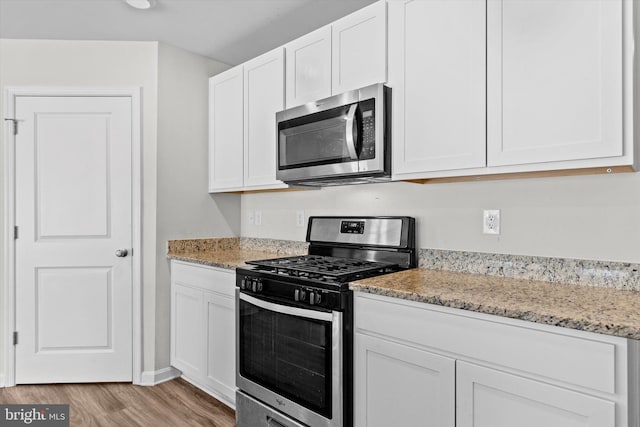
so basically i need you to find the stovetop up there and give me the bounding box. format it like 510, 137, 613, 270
237, 217, 416, 309
246, 255, 399, 283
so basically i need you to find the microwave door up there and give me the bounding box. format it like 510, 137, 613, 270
277, 104, 360, 181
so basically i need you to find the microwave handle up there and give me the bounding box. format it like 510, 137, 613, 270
345, 104, 359, 160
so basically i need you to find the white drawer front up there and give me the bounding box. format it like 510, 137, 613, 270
355, 293, 622, 394
171, 260, 235, 296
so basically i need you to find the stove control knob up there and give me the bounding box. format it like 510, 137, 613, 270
240, 278, 247, 290
251, 279, 262, 293
309, 291, 321, 306
294, 289, 307, 302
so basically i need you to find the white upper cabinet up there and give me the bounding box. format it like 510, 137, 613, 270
331, 0, 387, 94
209, 65, 244, 192
243, 48, 288, 190
285, 26, 332, 108
487, 0, 624, 167
389, 0, 486, 178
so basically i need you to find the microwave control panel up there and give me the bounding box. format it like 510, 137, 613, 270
359, 98, 376, 160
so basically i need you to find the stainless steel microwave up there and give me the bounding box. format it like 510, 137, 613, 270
276, 83, 390, 186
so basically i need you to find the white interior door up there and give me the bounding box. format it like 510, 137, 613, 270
15, 95, 133, 383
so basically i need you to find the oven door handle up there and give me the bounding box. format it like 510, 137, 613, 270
239, 292, 334, 322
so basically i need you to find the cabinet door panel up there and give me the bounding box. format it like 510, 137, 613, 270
205, 292, 236, 403
170, 284, 204, 378
457, 361, 615, 427
243, 48, 286, 189
209, 66, 244, 191
487, 0, 623, 166
285, 26, 332, 108
389, 0, 486, 176
355, 333, 455, 427
332, 1, 386, 94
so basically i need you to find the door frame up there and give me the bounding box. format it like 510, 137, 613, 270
2, 87, 143, 386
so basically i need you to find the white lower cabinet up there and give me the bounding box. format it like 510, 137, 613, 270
457, 361, 615, 427
354, 292, 638, 427
170, 260, 236, 407
355, 333, 455, 427
203, 291, 236, 402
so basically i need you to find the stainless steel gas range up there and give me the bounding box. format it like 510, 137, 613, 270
235, 216, 417, 427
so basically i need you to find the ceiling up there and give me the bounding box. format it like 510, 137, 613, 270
0, 0, 376, 65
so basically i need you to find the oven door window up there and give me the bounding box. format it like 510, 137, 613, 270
278, 103, 360, 170
239, 297, 333, 418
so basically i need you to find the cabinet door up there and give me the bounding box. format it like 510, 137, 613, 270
354, 333, 455, 427
209, 66, 244, 192
389, 0, 486, 177
285, 26, 332, 108
457, 361, 615, 427
170, 284, 204, 379
204, 291, 236, 404
487, 0, 623, 167
243, 48, 287, 189
332, 1, 386, 94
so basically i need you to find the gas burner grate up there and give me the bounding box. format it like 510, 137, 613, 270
246, 255, 398, 282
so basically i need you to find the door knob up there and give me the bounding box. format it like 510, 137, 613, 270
115, 248, 129, 257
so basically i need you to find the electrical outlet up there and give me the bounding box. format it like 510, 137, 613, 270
248, 211, 255, 225
296, 210, 305, 227
483, 210, 500, 235
255, 210, 262, 226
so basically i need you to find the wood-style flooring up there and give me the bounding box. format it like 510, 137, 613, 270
0, 378, 236, 426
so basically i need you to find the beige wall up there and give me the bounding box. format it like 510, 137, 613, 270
241, 172, 640, 263
156, 43, 237, 369
0, 39, 240, 381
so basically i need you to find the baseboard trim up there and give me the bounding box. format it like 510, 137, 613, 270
139, 366, 182, 386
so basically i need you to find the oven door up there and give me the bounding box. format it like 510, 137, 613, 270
236, 291, 343, 427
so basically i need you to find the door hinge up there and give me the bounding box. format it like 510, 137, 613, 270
14, 225, 18, 240
13, 331, 18, 346
4, 118, 18, 135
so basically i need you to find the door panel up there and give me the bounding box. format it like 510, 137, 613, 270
209, 65, 244, 191
456, 362, 615, 427
487, 0, 623, 166
36, 267, 112, 350
205, 292, 236, 401
355, 333, 455, 427
389, 0, 486, 175
15, 96, 133, 383
331, 1, 386, 94
243, 49, 286, 188
285, 26, 332, 108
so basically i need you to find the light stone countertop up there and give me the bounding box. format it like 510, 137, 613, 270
351, 269, 640, 340
169, 248, 289, 270
167, 238, 640, 340
167, 237, 307, 270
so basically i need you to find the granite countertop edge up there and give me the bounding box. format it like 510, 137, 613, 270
167, 254, 243, 270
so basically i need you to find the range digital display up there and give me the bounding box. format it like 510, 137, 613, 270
340, 220, 365, 234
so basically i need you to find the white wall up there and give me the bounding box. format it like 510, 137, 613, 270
156, 43, 238, 369
0, 39, 241, 381
241, 172, 640, 263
